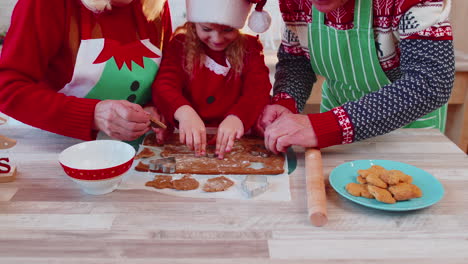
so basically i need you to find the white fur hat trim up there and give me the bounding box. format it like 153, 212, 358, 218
248, 9, 271, 33
186, 0, 253, 30
81, 0, 112, 13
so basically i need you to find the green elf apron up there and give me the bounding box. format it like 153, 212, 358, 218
307, 0, 447, 133
59, 3, 162, 143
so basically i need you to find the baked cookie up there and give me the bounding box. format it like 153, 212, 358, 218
358, 165, 386, 178
367, 185, 396, 204
356, 175, 367, 184
135, 147, 155, 160
135, 161, 149, 172
347, 165, 423, 204
203, 176, 235, 192
381, 170, 413, 185
365, 173, 388, 189
145, 175, 173, 189
345, 183, 373, 199
388, 182, 423, 201
172, 175, 199, 191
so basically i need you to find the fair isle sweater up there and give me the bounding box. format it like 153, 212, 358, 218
273, 0, 455, 148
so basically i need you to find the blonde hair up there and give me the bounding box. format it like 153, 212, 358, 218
80, 0, 166, 21
174, 22, 246, 80
142, 0, 167, 21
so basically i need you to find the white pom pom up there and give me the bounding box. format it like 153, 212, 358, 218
81, 0, 112, 13
248, 10, 272, 34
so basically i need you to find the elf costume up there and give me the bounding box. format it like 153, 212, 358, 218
0, 0, 172, 140
273, 0, 455, 148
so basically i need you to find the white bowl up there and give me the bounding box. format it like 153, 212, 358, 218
68, 176, 125, 195
59, 140, 135, 195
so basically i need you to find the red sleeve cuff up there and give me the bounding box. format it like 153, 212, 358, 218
274, 98, 298, 114
271, 93, 298, 114
60, 98, 100, 141
307, 111, 343, 149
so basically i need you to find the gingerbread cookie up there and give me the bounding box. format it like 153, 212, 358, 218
203, 176, 235, 192
135, 147, 155, 160
135, 161, 149, 172
345, 183, 373, 199
356, 175, 367, 184
143, 134, 285, 175
172, 175, 199, 190
367, 185, 396, 204
346, 165, 422, 204
365, 173, 388, 189
145, 175, 174, 189
388, 182, 422, 201
358, 165, 386, 178
381, 170, 413, 185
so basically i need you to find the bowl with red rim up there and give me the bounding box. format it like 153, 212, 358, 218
59, 140, 135, 195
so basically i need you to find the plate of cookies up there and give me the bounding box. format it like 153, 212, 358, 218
329, 160, 444, 211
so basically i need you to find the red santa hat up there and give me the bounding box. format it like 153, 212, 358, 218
186, 0, 271, 33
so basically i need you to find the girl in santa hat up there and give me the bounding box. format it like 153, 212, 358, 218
153, 0, 273, 159
0, 0, 171, 143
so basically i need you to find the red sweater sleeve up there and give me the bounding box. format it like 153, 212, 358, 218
225, 36, 272, 131
152, 35, 192, 126
0, 0, 99, 140
308, 110, 343, 148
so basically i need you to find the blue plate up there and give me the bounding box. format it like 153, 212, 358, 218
329, 160, 444, 211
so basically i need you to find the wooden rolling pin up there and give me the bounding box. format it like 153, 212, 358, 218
305, 148, 328, 227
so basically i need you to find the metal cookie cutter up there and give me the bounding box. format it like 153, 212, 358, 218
149, 157, 176, 173
241, 175, 269, 198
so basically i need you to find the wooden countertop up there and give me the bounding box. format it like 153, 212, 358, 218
1, 124, 467, 263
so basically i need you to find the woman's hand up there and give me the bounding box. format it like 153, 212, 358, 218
93, 100, 151, 141
145, 105, 171, 145
264, 113, 318, 154
174, 105, 206, 156
255, 104, 293, 136
216, 115, 244, 159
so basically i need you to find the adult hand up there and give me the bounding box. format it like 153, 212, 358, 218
264, 113, 318, 154
145, 105, 171, 145
255, 104, 293, 136
94, 100, 151, 141
216, 115, 244, 159
174, 105, 206, 156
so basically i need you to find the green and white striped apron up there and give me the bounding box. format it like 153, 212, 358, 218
307, 0, 446, 132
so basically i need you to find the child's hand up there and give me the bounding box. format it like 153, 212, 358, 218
216, 115, 244, 159
174, 105, 207, 156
